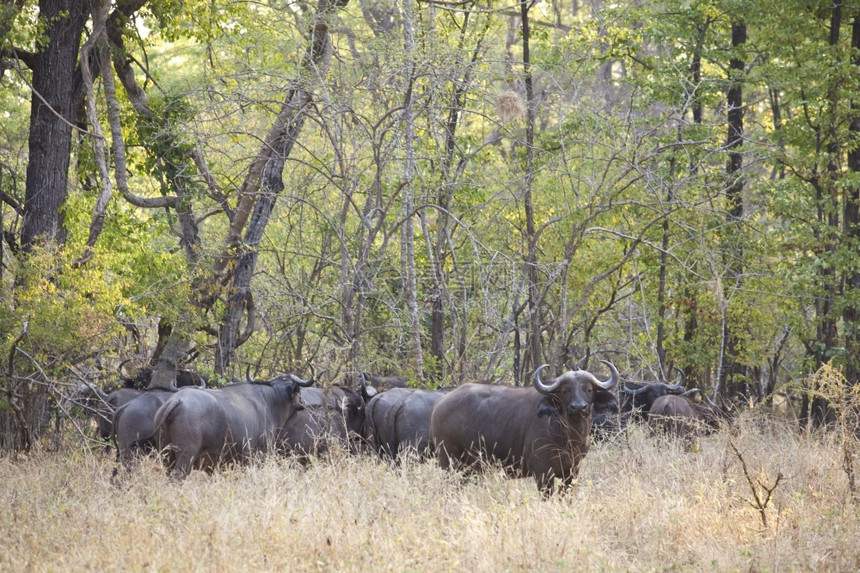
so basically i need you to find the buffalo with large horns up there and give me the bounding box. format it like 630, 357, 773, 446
429, 361, 618, 495
619, 367, 687, 419
150, 373, 313, 478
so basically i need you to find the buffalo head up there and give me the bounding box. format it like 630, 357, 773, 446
533, 360, 619, 419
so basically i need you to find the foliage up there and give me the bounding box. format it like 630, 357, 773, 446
5, 0, 860, 447
0, 245, 136, 368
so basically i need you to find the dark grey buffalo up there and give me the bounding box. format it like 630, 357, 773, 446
152, 373, 313, 478
364, 387, 454, 461
279, 385, 367, 459
429, 361, 618, 495
361, 372, 408, 391
648, 388, 728, 440
591, 388, 620, 438
69, 386, 144, 444
113, 389, 190, 468
562, 358, 619, 438
619, 367, 687, 419
363, 388, 411, 456
72, 371, 206, 445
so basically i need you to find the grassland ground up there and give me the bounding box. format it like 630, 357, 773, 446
1, 411, 858, 571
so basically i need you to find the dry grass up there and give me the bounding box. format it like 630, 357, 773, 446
2, 412, 859, 572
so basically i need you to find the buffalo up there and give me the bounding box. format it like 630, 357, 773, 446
619, 367, 687, 420
429, 361, 618, 495
69, 385, 145, 445
279, 385, 367, 459
364, 386, 455, 461
361, 372, 408, 391
648, 388, 728, 440
151, 373, 313, 478
562, 358, 619, 438
591, 388, 620, 438
113, 389, 193, 468
71, 369, 206, 445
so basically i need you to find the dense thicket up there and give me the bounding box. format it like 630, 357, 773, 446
2, 0, 860, 449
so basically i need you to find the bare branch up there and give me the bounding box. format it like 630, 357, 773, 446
75, 0, 112, 267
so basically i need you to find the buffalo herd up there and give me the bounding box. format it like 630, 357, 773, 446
73, 361, 730, 493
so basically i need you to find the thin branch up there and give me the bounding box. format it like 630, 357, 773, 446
189, 148, 234, 222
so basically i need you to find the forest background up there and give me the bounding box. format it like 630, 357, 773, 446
2, 0, 860, 450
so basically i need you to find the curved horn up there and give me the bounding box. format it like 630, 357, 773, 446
532, 364, 562, 394
592, 360, 618, 390
118, 358, 134, 378
702, 391, 721, 411
665, 366, 686, 391
246, 364, 253, 384
196, 376, 207, 389
359, 372, 377, 399
622, 383, 650, 395
289, 373, 314, 388
169, 378, 179, 392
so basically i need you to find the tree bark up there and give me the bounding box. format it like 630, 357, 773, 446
21, 0, 89, 249
106, 2, 201, 264
427, 9, 489, 382
673, 20, 709, 386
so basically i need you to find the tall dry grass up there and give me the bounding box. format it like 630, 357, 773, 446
1, 411, 858, 572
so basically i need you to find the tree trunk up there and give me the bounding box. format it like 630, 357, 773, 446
802, 4, 843, 429
21, 0, 89, 249
842, 16, 860, 386
427, 10, 488, 382
656, 158, 673, 381
102, 0, 209, 388
75, 0, 112, 266
521, 0, 542, 373
717, 20, 746, 400
215, 9, 340, 375
400, 0, 424, 381
678, 20, 709, 387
